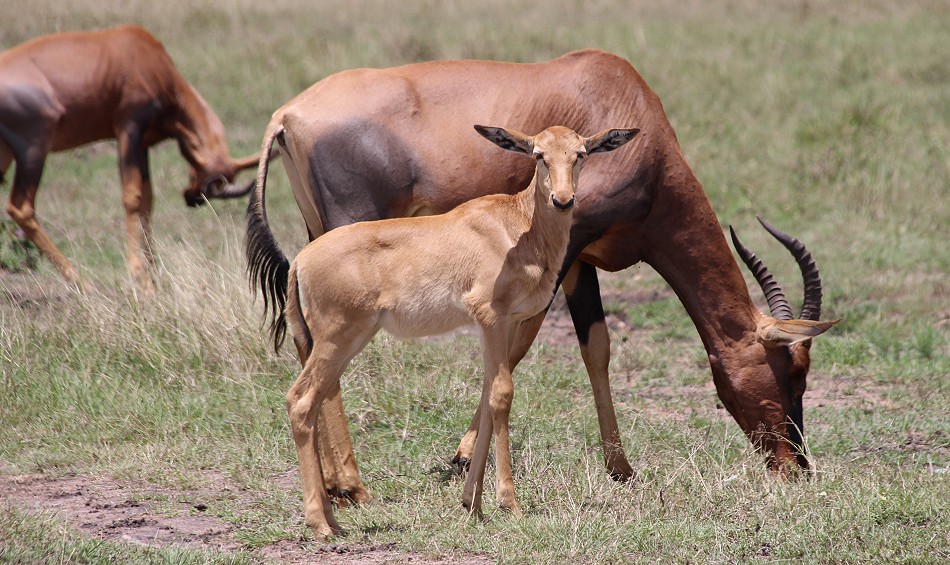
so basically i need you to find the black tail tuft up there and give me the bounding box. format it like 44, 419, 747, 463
246, 186, 289, 351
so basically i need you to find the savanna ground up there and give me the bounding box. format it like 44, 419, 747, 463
1, 1, 948, 563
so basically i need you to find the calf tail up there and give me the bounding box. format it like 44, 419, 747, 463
246, 122, 290, 351
284, 260, 313, 360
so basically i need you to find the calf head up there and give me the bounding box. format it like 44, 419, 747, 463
474, 125, 639, 211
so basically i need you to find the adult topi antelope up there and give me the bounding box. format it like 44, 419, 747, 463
278, 124, 638, 538
0, 25, 260, 290
246, 49, 838, 503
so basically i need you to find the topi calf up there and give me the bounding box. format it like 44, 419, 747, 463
278, 124, 638, 538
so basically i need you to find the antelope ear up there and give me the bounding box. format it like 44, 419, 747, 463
756, 317, 840, 348
474, 125, 534, 155
584, 128, 640, 154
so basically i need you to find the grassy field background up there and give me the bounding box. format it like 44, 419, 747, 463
1, 1, 948, 562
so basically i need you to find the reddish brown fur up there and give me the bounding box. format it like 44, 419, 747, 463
246, 50, 836, 503
0, 25, 259, 289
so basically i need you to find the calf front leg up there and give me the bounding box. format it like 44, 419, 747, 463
453, 309, 546, 470
461, 322, 521, 517
489, 321, 521, 515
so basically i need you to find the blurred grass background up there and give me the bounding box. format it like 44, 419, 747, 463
1, 1, 947, 562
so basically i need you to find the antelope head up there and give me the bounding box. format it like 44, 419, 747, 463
474, 125, 640, 212
173, 84, 262, 207
183, 153, 260, 207
728, 216, 839, 471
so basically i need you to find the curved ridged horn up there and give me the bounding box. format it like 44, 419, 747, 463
756, 216, 823, 321
214, 177, 256, 199
729, 225, 794, 321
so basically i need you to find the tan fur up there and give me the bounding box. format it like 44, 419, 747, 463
0, 25, 259, 289
282, 125, 637, 538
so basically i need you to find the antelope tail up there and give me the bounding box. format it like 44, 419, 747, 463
246, 123, 290, 351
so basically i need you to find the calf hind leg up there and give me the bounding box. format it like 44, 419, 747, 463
286, 329, 377, 538
316, 388, 372, 505
293, 333, 371, 506
286, 354, 345, 539
284, 265, 379, 537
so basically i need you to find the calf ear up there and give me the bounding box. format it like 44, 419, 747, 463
475, 125, 534, 155
756, 317, 839, 348
585, 128, 640, 154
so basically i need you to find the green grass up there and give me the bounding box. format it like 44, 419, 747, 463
2, 1, 948, 563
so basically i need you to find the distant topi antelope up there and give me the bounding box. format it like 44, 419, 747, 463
272, 124, 638, 538
0, 25, 260, 290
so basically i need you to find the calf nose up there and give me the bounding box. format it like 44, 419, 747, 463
552, 194, 575, 211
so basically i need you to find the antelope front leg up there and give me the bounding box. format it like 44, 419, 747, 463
117, 129, 156, 294
453, 309, 546, 470
563, 261, 634, 481
6, 146, 82, 285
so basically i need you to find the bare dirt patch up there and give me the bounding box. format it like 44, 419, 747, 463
0, 472, 490, 564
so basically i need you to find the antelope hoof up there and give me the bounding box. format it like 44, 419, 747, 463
328, 486, 373, 506
608, 468, 636, 483
451, 455, 471, 474
607, 459, 636, 483
461, 499, 484, 521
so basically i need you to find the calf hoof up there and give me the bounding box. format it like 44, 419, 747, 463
310, 523, 343, 541
501, 502, 523, 518
307, 518, 344, 541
